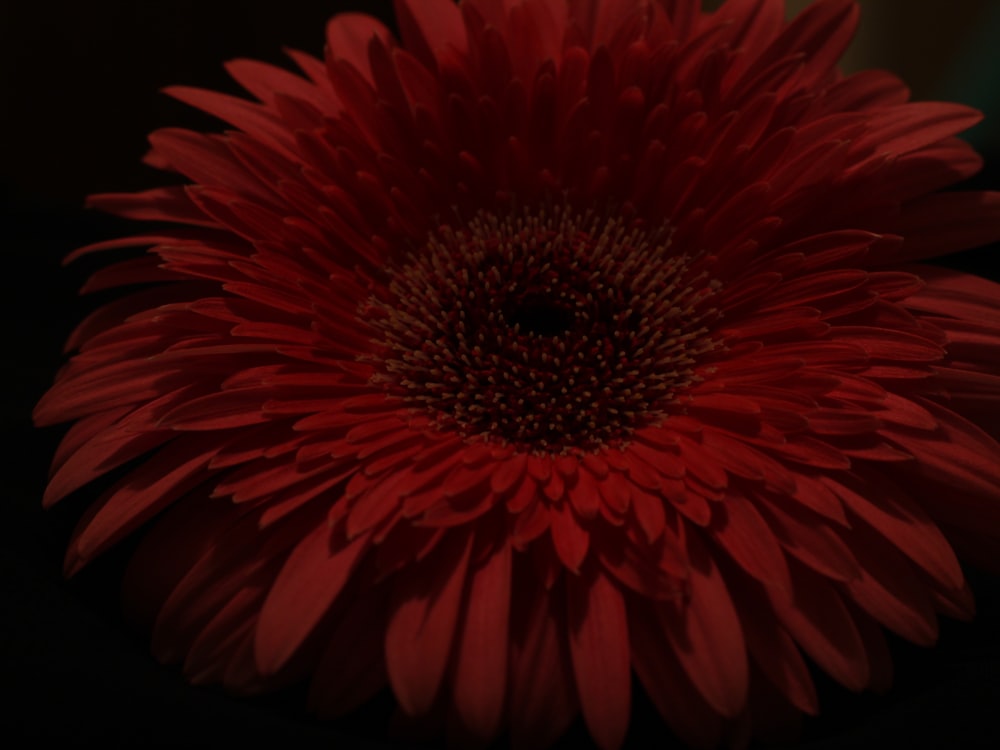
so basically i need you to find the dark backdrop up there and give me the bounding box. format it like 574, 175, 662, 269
3, 2, 998, 749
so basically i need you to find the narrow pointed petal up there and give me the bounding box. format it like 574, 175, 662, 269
658, 531, 749, 718
385, 532, 474, 716
254, 526, 370, 675
308, 592, 389, 718
509, 579, 577, 750
768, 565, 870, 692
567, 568, 631, 750
394, 0, 467, 69
629, 601, 728, 749
452, 542, 512, 741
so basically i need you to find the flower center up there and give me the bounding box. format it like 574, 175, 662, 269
365, 206, 721, 453
504, 296, 575, 338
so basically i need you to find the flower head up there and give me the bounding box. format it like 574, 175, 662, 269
35, 1, 1000, 748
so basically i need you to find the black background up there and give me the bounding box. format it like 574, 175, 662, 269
3, 2, 999, 748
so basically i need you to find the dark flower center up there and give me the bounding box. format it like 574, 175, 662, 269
504, 297, 575, 338
365, 206, 721, 453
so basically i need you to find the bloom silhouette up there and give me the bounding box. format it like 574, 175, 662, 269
36, 1, 1000, 748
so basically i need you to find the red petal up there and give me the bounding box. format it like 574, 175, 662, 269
512, 498, 551, 548
491, 451, 529, 494
859, 102, 982, 157
567, 569, 631, 750
851, 609, 894, 694
44, 407, 173, 508
308, 590, 388, 718
254, 525, 369, 675
657, 532, 749, 718
164, 86, 294, 154
452, 542, 512, 741
905, 264, 1000, 321
831, 325, 944, 362
887, 399, 1000, 503
759, 495, 861, 582
712, 494, 791, 592
185, 573, 269, 684
148, 129, 269, 198
568, 465, 602, 519
597, 470, 632, 514
35, 359, 183, 426
788, 473, 848, 525
385, 531, 473, 715
767, 565, 869, 691
630, 485, 666, 543
221, 627, 268, 694
394, 0, 467, 70
83, 187, 213, 226
818, 69, 909, 113
677, 435, 729, 490
65, 436, 219, 574
767, 0, 859, 85
628, 602, 727, 749
822, 471, 964, 591
225, 57, 332, 111
148, 504, 315, 657
927, 570, 976, 621
157, 388, 273, 431
753, 626, 819, 716
508, 580, 576, 750
326, 13, 393, 78
728, 576, 818, 715
550, 500, 590, 572
841, 523, 939, 646
122, 493, 238, 631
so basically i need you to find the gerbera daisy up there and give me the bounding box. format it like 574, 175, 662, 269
35, 0, 1000, 748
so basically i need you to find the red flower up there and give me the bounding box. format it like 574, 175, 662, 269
35, 1, 1000, 748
